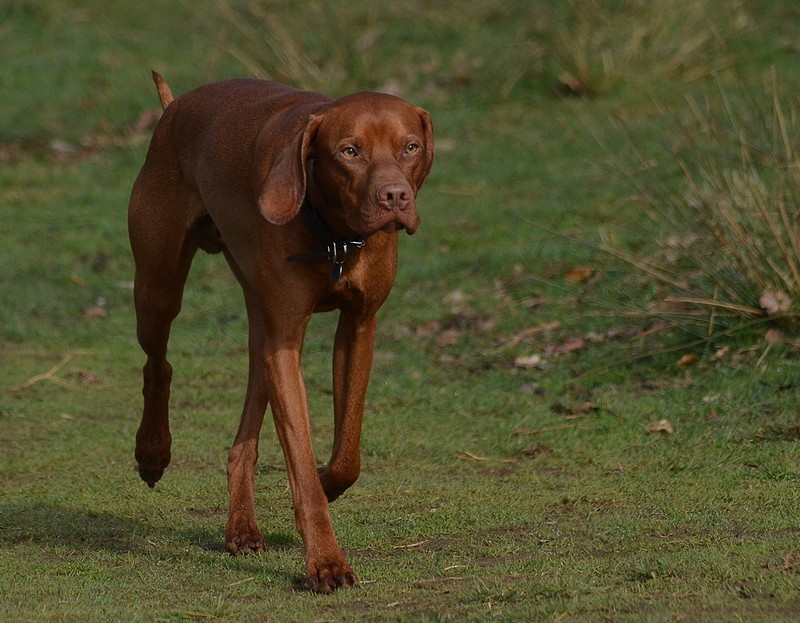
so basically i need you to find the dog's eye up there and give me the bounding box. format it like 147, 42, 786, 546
341, 146, 358, 158
405, 143, 420, 154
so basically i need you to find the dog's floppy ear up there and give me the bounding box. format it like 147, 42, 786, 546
258, 114, 323, 225
414, 106, 435, 189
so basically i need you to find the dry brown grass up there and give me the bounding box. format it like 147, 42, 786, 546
597, 69, 800, 339
554, 0, 751, 94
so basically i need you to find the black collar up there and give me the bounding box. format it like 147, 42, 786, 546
286, 198, 366, 282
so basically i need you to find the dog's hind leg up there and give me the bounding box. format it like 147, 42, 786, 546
128, 174, 202, 488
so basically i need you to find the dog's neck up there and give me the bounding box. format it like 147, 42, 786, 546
286, 198, 365, 283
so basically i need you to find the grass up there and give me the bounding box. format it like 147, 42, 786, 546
1, 1, 800, 621
583, 70, 800, 343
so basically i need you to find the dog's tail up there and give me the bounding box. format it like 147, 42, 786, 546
151, 71, 174, 110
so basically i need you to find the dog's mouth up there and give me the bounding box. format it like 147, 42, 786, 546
348, 199, 420, 237
364, 208, 419, 236
380, 218, 419, 235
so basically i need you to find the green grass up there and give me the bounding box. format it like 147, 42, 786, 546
2, 1, 799, 621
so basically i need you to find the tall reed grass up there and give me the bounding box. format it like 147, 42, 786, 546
597, 71, 800, 340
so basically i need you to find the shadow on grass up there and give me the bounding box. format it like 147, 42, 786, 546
0, 501, 300, 556
0, 503, 144, 552
0, 501, 307, 587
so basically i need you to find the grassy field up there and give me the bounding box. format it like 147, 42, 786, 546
1, 1, 799, 621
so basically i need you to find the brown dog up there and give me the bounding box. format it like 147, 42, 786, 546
128, 73, 434, 591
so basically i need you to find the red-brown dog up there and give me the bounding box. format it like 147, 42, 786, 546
128, 73, 433, 591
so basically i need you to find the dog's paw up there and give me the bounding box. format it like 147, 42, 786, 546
135, 434, 171, 487
304, 557, 357, 593
135, 450, 170, 487
226, 532, 267, 555
137, 463, 166, 488
226, 516, 266, 555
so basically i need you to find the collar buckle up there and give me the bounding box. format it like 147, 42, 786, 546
287, 200, 366, 283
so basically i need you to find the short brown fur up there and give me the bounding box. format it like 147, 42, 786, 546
128, 73, 434, 592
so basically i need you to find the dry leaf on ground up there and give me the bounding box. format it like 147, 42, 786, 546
551, 337, 586, 355
765, 328, 782, 345
436, 329, 462, 347
564, 267, 595, 284
77, 370, 100, 385
81, 306, 108, 319
506, 321, 561, 347
514, 354, 546, 369
645, 419, 674, 435
712, 346, 730, 362
760, 289, 792, 315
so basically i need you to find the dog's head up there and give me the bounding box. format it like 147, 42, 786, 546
259, 92, 434, 237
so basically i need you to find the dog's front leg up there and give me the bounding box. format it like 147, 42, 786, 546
319, 312, 377, 502
264, 335, 356, 592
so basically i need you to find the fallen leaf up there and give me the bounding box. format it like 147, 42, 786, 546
564, 267, 594, 284
436, 329, 461, 347
765, 328, 782, 345
711, 346, 730, 362
585, 331, 605, 343
645, 419, 674, 435
81, 306, 108, 319
555, 337, 586, 354
514, 354, 545, 369
506, 321, 561, 347
78, 370, 99, 385
676, 353, 698, 367
760, 289, 792, 315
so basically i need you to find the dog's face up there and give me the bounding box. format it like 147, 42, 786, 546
308, 93, 434, 237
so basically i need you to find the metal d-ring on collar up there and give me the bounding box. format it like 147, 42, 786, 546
286, 198, 366, 282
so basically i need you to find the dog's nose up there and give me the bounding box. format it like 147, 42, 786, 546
377, 183, 412, 212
